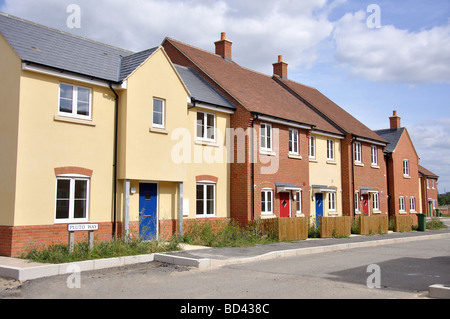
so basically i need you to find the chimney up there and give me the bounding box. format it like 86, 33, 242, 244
215, 32, 232, 61
273, 55, 288, 79
389, 110, 401, 130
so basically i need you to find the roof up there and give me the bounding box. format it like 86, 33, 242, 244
174, 65, 235, 110
373, 128, 405, 153
119, 47, 158, 81
419, 165, 439, 178
275, 76, 388, 144
0, 13, 134, 82
163, 38, 343, 136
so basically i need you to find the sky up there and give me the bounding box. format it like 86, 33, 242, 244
1, 0, 449, 193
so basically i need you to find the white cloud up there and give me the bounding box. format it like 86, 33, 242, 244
333, 10, 450, 84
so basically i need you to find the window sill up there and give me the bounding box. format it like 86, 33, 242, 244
288, 154, 302, 160
309, 158, 318, 163
295, 213, 305, 217
195, 140, 219, 148
371, 164, 380, 169
260, 150, 276, 156
373, 210, 382, 214
326, 160, 337, 165
54, 115, 96, 127
399, 211, 407, 215
150, 127, 169, 135
260, 213, 276, 219
403, 175, 411, 179
354, 162, 364, 167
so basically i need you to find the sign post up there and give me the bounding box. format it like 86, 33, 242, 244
68, 224, 99, 253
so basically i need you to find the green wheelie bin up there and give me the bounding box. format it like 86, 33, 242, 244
417, 214, 426, 232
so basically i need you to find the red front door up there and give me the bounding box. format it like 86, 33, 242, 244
362, 194, 370, 216
280, 192, 290, 218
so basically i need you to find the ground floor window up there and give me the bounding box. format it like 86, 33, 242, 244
372, 192, 379, 211
196, 183, 215, 217
55, 177, 89, 223
296, 190, 302, 214
261, 189, 273, 215
399, 196, 406, 212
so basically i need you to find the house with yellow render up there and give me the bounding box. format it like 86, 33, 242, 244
0, 13, 233, 256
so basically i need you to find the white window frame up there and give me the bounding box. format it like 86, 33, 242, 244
371, 146, 378, 165
328, 192, 336, 212
196, 111, 216, 142
432, 179, 435, 189
55, 175, 90, 224
399, 196, 406, 212
59, 83, 92, 120
261, 188, 273, 215
354, 142, 362, 163
260, 123, 272, 151
289, 128, 299, 155
327, 139, 335, 161
410, 197, 416, 212
427, 179, 430, 189
296, 190, 302, 214
355, 191, 360, 212
372, 192, 380, 211
152, 97, 165, 129
403, 159, 410, 177
309, 136, 316, 159
196, 182, 216, 218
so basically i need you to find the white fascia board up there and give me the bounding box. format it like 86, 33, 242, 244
355, 136, 387, 147
257, 115, 312, 130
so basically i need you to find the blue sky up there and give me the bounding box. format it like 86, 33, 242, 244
1, 0, 449, 193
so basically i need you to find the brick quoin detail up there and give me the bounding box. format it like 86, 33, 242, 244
55, 166, 93, 177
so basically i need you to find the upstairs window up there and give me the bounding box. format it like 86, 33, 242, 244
309, 136, 316, 159
152, 98, 165, 128
354, 142, 362, 163
371, 146, 378, 165
197, 111, 216, 142
403, 159, 410, 176
59, 83, 92, 120
289, 129, 299, 155
327, 139, 335, 161
260, 123, 272, 151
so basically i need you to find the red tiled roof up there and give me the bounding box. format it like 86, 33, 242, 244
419, 165, 439, 178
275, 76, 387, 143
164, 38, 343, 135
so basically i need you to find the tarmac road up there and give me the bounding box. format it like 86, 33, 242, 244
1, 235, 449, 300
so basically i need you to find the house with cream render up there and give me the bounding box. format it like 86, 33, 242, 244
0, 13, 233, 257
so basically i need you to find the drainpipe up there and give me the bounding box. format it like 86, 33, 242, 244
385, 152, 391, 218
109, 83, 119, 238
251, 113, 259, 221
351, 136, 356, 219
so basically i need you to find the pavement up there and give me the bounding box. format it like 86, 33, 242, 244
1, 220, 450, 298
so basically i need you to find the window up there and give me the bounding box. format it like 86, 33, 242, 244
260, 123, 272, 151
410, 197, 416, 211
55, 177, 89, 223
403, 159, 409, 176
197, 111, 216, 141
432, 179, 435, 189
328, 192, 336, 211
196, 183, 215, 217
354, 142, 362, 163
427, 179, 430, 189
289, 129, 299, 154
152, 98, 165, 128
372, 192, 379, 211
355, 191, 359, 212
59, 83, 92, 119
261, 189, 273, 215
399, 197, 405, 212
296, 190, 302, 214
309, 136, 316, 159
371, 146, 378, 165
327, 139, 335, 161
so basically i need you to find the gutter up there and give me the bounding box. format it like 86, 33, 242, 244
109, 83, 119, 238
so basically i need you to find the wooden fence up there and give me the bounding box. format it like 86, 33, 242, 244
393, 215, 412, 232
358, 215, 388, 235
320, 216, 352, 238
253, 217, 308, 241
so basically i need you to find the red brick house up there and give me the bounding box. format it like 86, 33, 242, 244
275, 73, 389, 218
418, 165, 439, 217
375, 111, 420, 222
162, 33, 346, 225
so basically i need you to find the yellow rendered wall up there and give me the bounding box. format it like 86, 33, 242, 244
309, 135, 343, 219
13, 72, 116, 226
0, 36, 21, 226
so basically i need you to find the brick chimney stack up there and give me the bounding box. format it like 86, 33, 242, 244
390, 110, 401, 130
273, 55, 288, 79
215, 32, 232, 61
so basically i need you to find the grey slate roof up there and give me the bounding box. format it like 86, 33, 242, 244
0, 13, 132, 82
174, 64, 235, 110
119, 47, 158, 81
373, 128, 405, 153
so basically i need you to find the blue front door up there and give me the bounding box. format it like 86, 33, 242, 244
315, 193, 324, 228
139, 183, 158, 240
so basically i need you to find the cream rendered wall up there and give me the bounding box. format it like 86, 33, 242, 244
13, 72, 116, 226
309, 135, 343, 219
0, 36, 21, 226
119, 48, 230, 225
